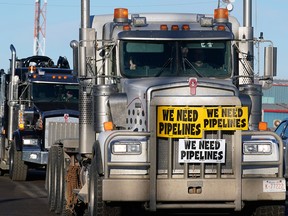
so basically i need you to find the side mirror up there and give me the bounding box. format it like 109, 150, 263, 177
260, 46, 277, 90
8, 75, 19, 103
70, 40, 79, 77
264, 46, 277, 77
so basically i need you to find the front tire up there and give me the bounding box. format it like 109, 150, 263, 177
55, 144, 81, 216
55, 145, 66, 214
9, 141, 28, 181
88, 153, 121, 216
47, 146, 58, 212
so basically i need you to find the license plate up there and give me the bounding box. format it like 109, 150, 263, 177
263, 180, 286, 192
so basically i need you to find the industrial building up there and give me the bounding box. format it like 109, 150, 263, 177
262, 79, 288, 129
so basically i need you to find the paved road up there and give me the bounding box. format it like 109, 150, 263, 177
0, 169, 234, 216
0, 170, 287, 216
0, 170, 56, 216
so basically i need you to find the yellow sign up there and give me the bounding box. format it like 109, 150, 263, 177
157, 106, 248, 138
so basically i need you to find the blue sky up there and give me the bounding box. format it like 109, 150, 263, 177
0, 0, 287, 79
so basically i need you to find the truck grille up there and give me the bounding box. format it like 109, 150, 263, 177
157, 130, 234, 178
147, 82, 241, 179
44, 119, 79, 149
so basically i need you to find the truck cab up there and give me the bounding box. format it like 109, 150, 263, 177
0, 47, 79, 180
46, 2, 285, 216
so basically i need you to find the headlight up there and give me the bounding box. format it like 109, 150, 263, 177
23, 139, 38, 145
112, 141, 141, 155
243, 142, 272, 154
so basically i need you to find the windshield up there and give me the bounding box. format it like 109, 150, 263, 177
120, 40, 231, 78
32, 83, 79, 103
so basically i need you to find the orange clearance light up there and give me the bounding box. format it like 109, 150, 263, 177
33, 74, 37, 78
114, 8, 128, 22
28, 65, 36, 73
123, 25, 131, 31
52, 75, 56, 79
58, 76, 62, 79
217, 25, 226, 31
214, 8, 228, 23
160, 24, 168, 31
258, 121, 268, 131
63, 76, 67, 79
104, 121, 114, 131
171, 25, 179, 31
18, 123, 25, 131
182, 24, 190, 31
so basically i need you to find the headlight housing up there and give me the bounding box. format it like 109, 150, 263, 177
243, 142, 272, 155
23, 139, 38, 145
112, 141, 142, 155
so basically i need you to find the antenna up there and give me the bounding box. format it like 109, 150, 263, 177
33, 0, 47, 56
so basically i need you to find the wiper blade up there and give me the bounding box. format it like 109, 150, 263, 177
183, 58, 204, 78
155, 58, 173, 77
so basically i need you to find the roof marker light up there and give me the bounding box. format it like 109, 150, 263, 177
214, 8, 229, 23
217, 25, 226, 31
123, 25, 131, 31
182, 24, 190, 31
114, 8, 129, 23
160, 24, 168, 31
171, 25, 179, 31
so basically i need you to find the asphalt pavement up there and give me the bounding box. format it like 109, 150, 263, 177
0, 170, 56, 216
0, 169, 287, 216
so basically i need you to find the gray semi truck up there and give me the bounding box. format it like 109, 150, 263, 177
46, 0, 286, 215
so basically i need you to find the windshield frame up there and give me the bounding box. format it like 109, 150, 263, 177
119, 39, 232, 79
31, 82, 79, 104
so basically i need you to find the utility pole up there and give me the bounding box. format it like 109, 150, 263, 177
33, 0, 47, 56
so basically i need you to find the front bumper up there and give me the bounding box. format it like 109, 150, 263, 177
103, 177, 286, 210
22, 150, 48, 164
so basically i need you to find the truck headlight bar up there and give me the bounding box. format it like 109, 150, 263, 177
112, 141, 142, 155
243, 142, 272, 155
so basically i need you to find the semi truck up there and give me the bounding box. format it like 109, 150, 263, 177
0, 45, 79, 180
46, 0, 286, 215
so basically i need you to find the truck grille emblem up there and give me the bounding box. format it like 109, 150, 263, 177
189, 78, 197, 95
64, 114, 69, 123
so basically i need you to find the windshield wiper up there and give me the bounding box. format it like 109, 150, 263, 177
183, 58, 204, 78
155, 58, 173, 77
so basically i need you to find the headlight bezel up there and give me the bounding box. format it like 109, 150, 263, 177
112, 141, 142, 155
243, 141, 272, 155
23, 138, 38, 146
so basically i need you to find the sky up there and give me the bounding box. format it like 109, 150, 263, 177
0, 0, 287, 79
